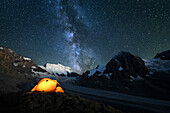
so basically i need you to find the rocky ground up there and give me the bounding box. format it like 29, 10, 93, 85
0, 92, 123, 113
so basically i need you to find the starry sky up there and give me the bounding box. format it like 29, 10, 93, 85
0, 0, 170, 73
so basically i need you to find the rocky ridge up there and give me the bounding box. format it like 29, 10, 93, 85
81, 51, 149, 81
78, 50, 170, 100
0, 47, 49, 92
0, 47, 47, 78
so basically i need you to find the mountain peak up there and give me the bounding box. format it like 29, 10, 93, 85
41, 63, 73, 75
154, 50, 170, 60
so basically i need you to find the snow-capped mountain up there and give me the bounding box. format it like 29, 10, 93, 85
39, 63, 73, 75
143, 58, 170, 74
78, 50, 170, 100
82, 51, 149, 81
82, 51, 170, 82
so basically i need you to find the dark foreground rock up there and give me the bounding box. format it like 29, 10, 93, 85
0, 92, 123, 113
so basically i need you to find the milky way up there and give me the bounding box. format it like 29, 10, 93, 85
46, 0, 97, 73
0, 0, 170, 73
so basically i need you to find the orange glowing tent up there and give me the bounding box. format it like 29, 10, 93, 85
31, 78, 64, 93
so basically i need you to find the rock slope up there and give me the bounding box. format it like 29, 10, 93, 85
0, 47, 47, 92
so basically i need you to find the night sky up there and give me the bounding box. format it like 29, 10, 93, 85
0, 0, 170, 73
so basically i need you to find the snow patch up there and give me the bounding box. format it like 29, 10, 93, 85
31, 69, 50, 76
23, 57, 31, 61
14, 63, 18, 66
136, 75, 144, 80
130, 76, 135, 81
31, 66, 36, 69
9, 50, 13, 53
104, 73, 112, 79
149, 71, 154, 75
130, 75, 143, 82
88, 65, 106, 77
119, 66, 123, 71
38, 65, 46, 69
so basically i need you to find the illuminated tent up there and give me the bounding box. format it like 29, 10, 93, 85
31, 78, 64, 93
